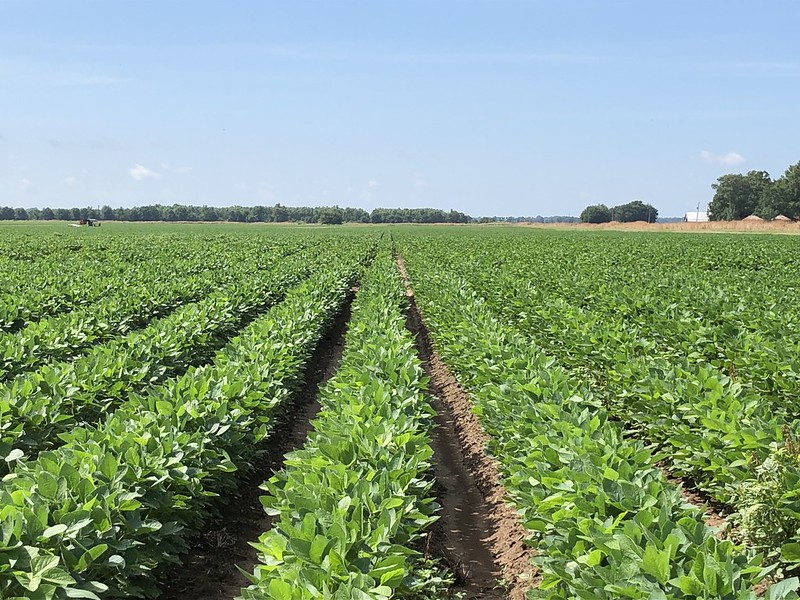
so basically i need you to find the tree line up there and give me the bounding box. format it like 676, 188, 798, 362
708, 161, 800, 220
579, 200, 659, 223
0, 204, 472, 224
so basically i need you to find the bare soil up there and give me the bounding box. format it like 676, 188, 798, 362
658, 464, 733, 535
396, 256, 538, 600
159, 290, 355, 600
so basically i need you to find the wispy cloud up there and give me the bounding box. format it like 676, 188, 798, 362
700, 150, 745, 166
18, 178, 33, 192
52, 73, 128, 86
413, 173, 427, 188
368, 179, 380, 188
0, 58, 128, 87
47, 138, 127, 151
64, 176, 78, 186
160, 162, 192, 174
129, 164, 160, 181
264, 46, 611, 66
709, 60, 800, 74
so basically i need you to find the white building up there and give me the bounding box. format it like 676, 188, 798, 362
684, 211, 709, 222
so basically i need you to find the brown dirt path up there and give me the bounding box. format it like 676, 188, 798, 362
657, 465, 732, 534
159, 290, 355, 600
396, 255, 538, 600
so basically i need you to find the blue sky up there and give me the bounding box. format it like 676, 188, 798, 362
1, 1, 798, 217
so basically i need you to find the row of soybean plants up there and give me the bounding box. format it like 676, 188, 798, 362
0, 227, 303, 333
406, 232, 800, 564
0, 243, 372, 599
0, 237, 327, 468
0, 232, 312, 376
532, 234, 800, 418
0, 230, 202, 333
424, 231, 800, 416
399, 250, 798, 600
241, 253, 451, 600
423, 232, 800, 570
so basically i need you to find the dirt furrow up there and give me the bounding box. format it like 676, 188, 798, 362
396, 255, 538, 600
160, 289, 355, 600
657, 464, 732, 534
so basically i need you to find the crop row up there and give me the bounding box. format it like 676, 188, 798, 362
0, 231, 307, 333
423, 239, 800, 568
414, 233, 800, 416
0, 273, 209, 382
0, 256, 362, 599
0, 238, 317, 381
242, 253, 447, 600
400, 254, 799, 599
0, 259, 312, 469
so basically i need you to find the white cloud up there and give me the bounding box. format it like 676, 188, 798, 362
368, 179, 380, 187
64, 176, 78, 186
413, 173, 427, 188
129, 164, 160, 180
18, 178, 32, 192
700, 150, 745, 166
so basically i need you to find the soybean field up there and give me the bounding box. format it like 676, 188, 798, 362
2, 222, 800, 600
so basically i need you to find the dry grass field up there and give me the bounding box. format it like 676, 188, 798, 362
520, 220, 800, 234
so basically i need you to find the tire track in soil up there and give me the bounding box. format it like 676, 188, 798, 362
159, 288, 356, 600
396, 256, 538, 600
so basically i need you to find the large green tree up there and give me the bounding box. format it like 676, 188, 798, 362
580, 204, 612, 223
708, 171, 772, 220
767, 161, 800, 219
610, 200, 658, 223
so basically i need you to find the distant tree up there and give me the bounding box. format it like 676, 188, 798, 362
318, 206, 344, 224
610, 200, 658, 223
227, 206, 247, 222
708, 171, 772, 220
247, 205, 266, 222
447, 209, 470, 223
13, 207, 28, 220
0, 203, 476, 224
772, 161, 800, 219
170, 204, 189, 221
288, 206, 316, 223
0, 206, 14, 220
272, 203, 288, 222
136, 205, 158, 221
197, 205, 218, 221
343, 207, 370, 223
580, 204, 612, 223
